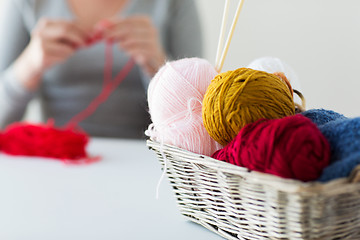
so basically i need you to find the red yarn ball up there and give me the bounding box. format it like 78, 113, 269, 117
0, 122, 90, 162
212, 115, 331, 181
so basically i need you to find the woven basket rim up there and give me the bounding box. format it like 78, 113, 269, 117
147, 139, 360, 196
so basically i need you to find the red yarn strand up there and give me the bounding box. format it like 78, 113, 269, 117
104, 40, 113, 87
66, 41, 135, 129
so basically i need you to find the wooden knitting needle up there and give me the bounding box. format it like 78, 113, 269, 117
215, 0, 230, 68
216, 0, 245, 73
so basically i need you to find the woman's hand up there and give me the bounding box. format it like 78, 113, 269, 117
14, 18, 89, 90
102, 16, 166, 76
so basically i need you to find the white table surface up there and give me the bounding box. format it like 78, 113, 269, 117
0, 138, 222, 240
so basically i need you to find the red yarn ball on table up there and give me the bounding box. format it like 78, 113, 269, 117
212, 114, 331, 181
0, 122, 89, 161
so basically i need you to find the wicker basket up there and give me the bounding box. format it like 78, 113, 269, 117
147, 140, 360, 240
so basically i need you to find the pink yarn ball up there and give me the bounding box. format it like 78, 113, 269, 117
147, 58, 222, 156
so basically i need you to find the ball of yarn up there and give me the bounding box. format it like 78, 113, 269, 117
247, 57, 306, 112
247, 56, 302, 94
0, 122, 90, 161
202, 67, 295, 146
212, 114, 331, 181
147, 58, 222, 156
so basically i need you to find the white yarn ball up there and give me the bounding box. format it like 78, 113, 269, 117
247, 57, 303, 106
147, 58, 222, 156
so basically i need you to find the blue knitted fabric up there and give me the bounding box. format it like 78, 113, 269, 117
302, 109, 360, 182
301, 108, 346, 126
319, 152, 360, 182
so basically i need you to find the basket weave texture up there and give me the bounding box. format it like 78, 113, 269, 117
147, 140, 360, 240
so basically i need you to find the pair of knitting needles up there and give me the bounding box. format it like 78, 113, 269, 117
215, 0, 245, 73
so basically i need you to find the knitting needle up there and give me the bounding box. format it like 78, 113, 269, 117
216, 0, 245, 73
215, 0, 230, 69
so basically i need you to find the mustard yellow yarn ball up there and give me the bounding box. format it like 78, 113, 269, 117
202, 68, 295, 146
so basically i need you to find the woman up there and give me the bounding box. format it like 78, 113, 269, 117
0, 0, 203, 138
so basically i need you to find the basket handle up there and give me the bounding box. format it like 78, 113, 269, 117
294, 89, 306, 113
349, 165, 360, 183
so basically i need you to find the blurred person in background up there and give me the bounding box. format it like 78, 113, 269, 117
0, 0, 202, 138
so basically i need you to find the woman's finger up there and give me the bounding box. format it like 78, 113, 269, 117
35, 19, 89, 48
118, 37, 152, 51
102, 16, 155, 42
100, 16, 166, 76
44, 40, 76, 58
